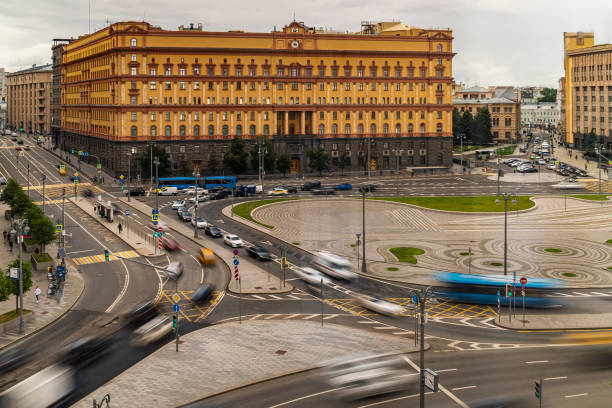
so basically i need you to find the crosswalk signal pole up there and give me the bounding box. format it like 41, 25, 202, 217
535, 379, 543, 407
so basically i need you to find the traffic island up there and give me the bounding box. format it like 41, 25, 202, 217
496, 312, 612, 331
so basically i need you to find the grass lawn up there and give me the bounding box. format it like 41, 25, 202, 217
389, 247, 425, 264
608, 266, 612, 271
292, 242, 300, 246
545, 248, 563, 253
459, 252, 470, 256
453, 144, 489, 153
33, 252, 53, 262
372, 196, 534, 212
387, 267, 399, 271
569, 195, 610, 201
563, 272, 577, 277
490, 262, 503, 267
607, 239, 612, 245
0, 309, 32, 324
496, 145, 517, 157
232, 198, 295, 229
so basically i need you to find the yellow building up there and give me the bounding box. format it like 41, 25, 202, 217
61, 21, 455, 176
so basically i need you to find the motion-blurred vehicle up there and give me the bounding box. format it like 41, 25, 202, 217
355, 294, 405, 316
568, 176, 578, 183
185, 186, 207, 195
188, 195, 207, 203
334, 183, 352, 190
159, 186, 178, 196
128, 187, 146, 196
172, 200, 186, 210
24, 145, 31, 150
269, 187, 288, 195
130, 315, 173, 347
293, 266, 331, 287
301, 181, 321, 191
557, 331, 612, 345
179, 211, 192, 222
149, 220, 167, 232
313, 251, 357, 281
0, 347, 34, 374
246, 246, 272, 261
0, 364, 75, 408
312, 187, 336, 195
280, 185, 297, 193
58, 335, 113, 367
82, 189, 93, 197
0, 177, 6, 185
191, 217, 208, 228
359, 184, 377, 193
205, 225, 222, 238
166, 261, 184, 280
223, 234, 243, 248
124, 301, 159, 327
191, 283, 215, 304
175, 206, 187, 215
17, 139, 23, 145
210, 190, 230, 200
320, 353, 417, 401
163, 237, 180, 251
198, 247, 216, 265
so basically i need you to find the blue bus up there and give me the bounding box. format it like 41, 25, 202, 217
434, 272, 564, 308
158, 176, 236, 190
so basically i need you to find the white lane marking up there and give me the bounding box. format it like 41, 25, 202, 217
402, 356, 469, 408
526, 360, 549, 364
571, 292, 590, 297
357, 321, 378, 324
373, 326, 395, 330
357, 392, 425, 408
452, 385, 476, 391
251, 295, 265, 300
565, 393, 588, 398
544, 376, 567, 380
66, 249, 98, 254
266, 387, 348, 408
590, 292, 612, 297
436, 368, 458, 373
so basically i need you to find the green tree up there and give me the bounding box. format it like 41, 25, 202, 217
0, 178, 22, 206
473, 107, 493, 145
137, 145, 171, 179
452, 107, 462, 140
27, 209, 56, 253
307, 146, 330, 176
207, 148, 219, 174
337, 151, 348, 176
0, 272, 9, 302
10, 190, 32, 219
459, 110, 474, 143
250, 139, 276, 174
276, 153, 292, 177
224, 136, 249, 175
537, 88, 557, 103
4, 259, 32, 312
582, 131, 597, 155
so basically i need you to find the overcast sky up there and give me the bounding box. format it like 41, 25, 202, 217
2, 0, 611, 88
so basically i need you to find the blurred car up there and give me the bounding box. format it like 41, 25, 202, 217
198, 247, 216, 265
293, 266, 331, 287
358, 184, 377, 193
191, 283, 215, 304
355, 294, 405, 316
149, 220, 167, 232
130, 315, 173, 347
59, 335, 113, 367
166, 261, 184, 280
185, 186, 207, 195
176, 206, 187, 216
0, 364, 76, 408
0, 177, 7, 185
82, 189, 93, 197
191, 217, 208, 228
312, 187, 336, 195
223, 234, 243, 248
188, 195, 207, 203
576, 170, 588, 177
179, 211, 192, 222
280, 185, 297, 193
163, 237, 180, 251
24, 145, 31, 151
14, 146, 21, 151
334, 183, 352, 190
247, 246, 272, 261
301, 181, 321, 191
313, 251, 357, 281
521, 167, 538, 173
568, 176, 578, 183
537, 158, 547, 165
10, 136, 17, 141
0, 347, 34, 375
269, 187, 288, 195
124, 301, 160, 327
205, 225, 222, 238
210, 190, 230, 200
172, 200, 186, 210
17, 139, 23, 145
128, 187, 146, 196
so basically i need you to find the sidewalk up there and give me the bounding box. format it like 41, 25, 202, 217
497, 312, 612, 330
117, 197, 292, 294
0, 204, 84, 349
73, 320, 421, 408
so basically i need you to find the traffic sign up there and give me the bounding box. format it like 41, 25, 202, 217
412, 294, 418, 304
233, 249, 239, 255
520, 277, 527, 285
59, 164, 65, 170
172, 293, 180, 303
74, 179, 78, 185
424, 368, 439, 392
158, 232, 163, 237
233, 259, 239, 266
173, 303, 180, 313
153, 220, 158, 225
152, 214, 159, 221
125, 209, 130, 216
83, 152, 88, 157
78, 150, 83, 156
55, 224, 63, 232
9, 267, 18, 280
152, 209, 159, 214
96, 163, 101, 169
158, 227, 163, 232
119, 174, 124, 180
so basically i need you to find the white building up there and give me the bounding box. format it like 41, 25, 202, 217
0, 68, 7, 103
521, 102, 559, 127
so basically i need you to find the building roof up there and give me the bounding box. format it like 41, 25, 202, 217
493, 86, 516, 100
457, 86, 488, 93
453, 97, 516, 105
8, 64, 52, 75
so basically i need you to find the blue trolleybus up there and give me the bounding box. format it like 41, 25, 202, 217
157, 176, 236, 190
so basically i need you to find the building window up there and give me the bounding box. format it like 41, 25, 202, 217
222, 125, 228, 136
165, 125, 171, 136
130, 96, 137, 105
131, 112, 137, 121
319, 124, 325, 135
131, 67, 137, 76
165, 67, 172, 76
179, 68, 186, 76
194, 67, 200, 76
408, 124, 413, 133
131, 38, 137, 47
345, 124, 351, 135
179, 145, 185, 153
395, 124, 401, 134
130, 126, 137, 136
179, 82, 185, 90
371, 124, 376, 134
383, 124, 389, 134
236, 125, 242, 136
263, 124, 269, 135
250, 125, 256, 135
208, 125, 214, 135
358, 124, 364, 134
150, 125, 157, 137
420, 123, 425, 133
194, 125, 200, 136
332, 124, 338, 134
436, 123, 442, 133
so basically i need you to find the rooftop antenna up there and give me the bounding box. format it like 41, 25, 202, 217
293, 12, 296, 22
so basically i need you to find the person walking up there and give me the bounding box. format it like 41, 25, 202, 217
8, 237, 13, 252
118, 223, 123, 234
35, 286, 41, 303
3, 230, 6, 242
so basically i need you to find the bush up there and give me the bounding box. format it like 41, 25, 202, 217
33, 253, 53, 263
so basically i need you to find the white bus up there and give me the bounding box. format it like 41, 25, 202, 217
313, 251, 358, 281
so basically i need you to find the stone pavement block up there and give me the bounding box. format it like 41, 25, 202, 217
74, 320, 420, 408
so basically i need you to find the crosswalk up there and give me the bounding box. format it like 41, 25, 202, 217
582, 180, 612, 194
547, 290, 612, 298
72, 250, 139, 265
33, 199, 64, 205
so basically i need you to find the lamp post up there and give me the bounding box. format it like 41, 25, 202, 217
127, 152, 132, 202
361, 189, 367, 272
392, 148, 403, 196
14, 219, 30, 334
496, 193, 516, 276
355, 233, 361, 273
458, 133, 466, 173
258, 138, 267, 194
42, 174, 46, 216
193, 171, 200, 238
154, 157, 160, 214
150, 143, 155, 187
26, 161, 30, 197
367, 137, 371, 178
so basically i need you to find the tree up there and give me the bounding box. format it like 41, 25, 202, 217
0, 178, 22, 206
459, 110, 474, 143
250, 139, 276, 174
452, 107, 462, 141
337, 151, 348, 176
276, 154, 292, 177
582, 131, 597, 155
537, 88, 557, 103
27, 209, 56, 253
224, 136, 249, 175
0, 272, 9, 302
473, 107, 493, 145
137, 145, 171, 179
10, 190, 31, 219
207, 148, 219, 174
307, 146, 330, 176
4, 259, 32, 311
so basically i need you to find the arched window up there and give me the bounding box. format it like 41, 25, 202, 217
179, 125, 186, 136
165, 125, 171, 136
130, 126, 137, 137
131, 38, 137, 47
263, 124, 269, 136
437, 44, 442, 52
236, 125, 242, 136
358, 124, 364, 134
370, 124, 376, 135
319, 124, 325, 135
194, 125, 200, 136
436, 123, 442, 133
383, 123, 389, 134
208, 125, 214, 136
395, 124, 401, 135
279, 97, 283, 104
345, 124, 351, 135
408, 124, 413, 134
150, 125, 157, 137
331, 124, 338, 134
222, 125, 228, 136
420, 123, 425, 134
250, 125, 256, 135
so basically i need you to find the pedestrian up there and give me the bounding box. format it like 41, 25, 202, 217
585, 163, 588, 170
2, 230, 6, 242
118, 223, 123, 234
35, 286, 41, 303
8, 237, 13, 252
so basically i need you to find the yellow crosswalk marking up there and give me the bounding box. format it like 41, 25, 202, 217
71, 250, 139, 266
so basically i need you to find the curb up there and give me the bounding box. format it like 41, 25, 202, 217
494, 321, 612, 331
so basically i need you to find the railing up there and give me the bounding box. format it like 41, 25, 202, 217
93, 393, 110, 408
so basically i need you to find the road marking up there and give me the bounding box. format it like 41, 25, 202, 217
590, 292, 612, 297
452, 385, 476, 391
525, 360, 549, 364
373, 326, 395, 330
565, 393, 588, 398
357, 320, 378, 324
267, 387, 348, 408
357, 392, 426, 408
436, 368, 458, 373
544, 376, 567, 380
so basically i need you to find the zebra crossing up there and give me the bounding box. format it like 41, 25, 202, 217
547, 290, 612, 298
582, 180, 612, 194
241, 292, 316, 301
72, 250, 139, 265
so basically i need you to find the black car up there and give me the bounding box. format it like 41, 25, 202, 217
359, 184, 378, 193
247, 246, 272, 261
205, 225, 222, 238
124, 301, 159, 327
82, 189, 93, 197
0, 347, 34, 374
128, 187, 146, 196
210, 186, 225, 193
17, 139, 23, 145
59, 335, 113, 367
280, 185, 297, 193
191, 283, 215, 304
210, 191, 230, 200
301, 181, 321, 191
312, 187, 336, 195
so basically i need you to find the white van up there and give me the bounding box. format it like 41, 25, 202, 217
159, 186, 178, 196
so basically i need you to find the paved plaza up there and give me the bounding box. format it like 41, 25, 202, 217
250, 197, 612, 288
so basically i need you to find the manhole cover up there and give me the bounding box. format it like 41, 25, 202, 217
275, 350, 287, 355
255, 286, 263, 289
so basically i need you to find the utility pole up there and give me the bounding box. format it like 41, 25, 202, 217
42, 174, 46, 216
154, 157, 159, 214
496, 193, 515, 276
194, 171, 200, 238
150, 143, 154, 187
361, 189, 367, 272
127, 152, 131, 202
367, 137, 371, 178
355, 233, 361, 273
17, 220, 29, 334
61, 188, 66, 267
258, 138, 266, 194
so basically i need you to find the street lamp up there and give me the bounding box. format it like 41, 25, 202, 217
355, 233, 361, 273
258, 138, 267, 194
150, 143, 156, 187
13, 219, 30, 334
193, 170, 200, 238
392, 148, 403, 197
42, 174, 46, 216
458, 133, 467, 173
154, 157, 160, 214
496, 193, 516, 276
127, 152, 132, 202
594, 144, 609, 199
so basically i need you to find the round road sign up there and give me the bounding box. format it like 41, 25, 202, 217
158, 227, 163, 232
520, 277, 527, 285
233, 249, 239, 255
233, 259, 239, 266
173, 303, 180, 313
171, 293, 180, 303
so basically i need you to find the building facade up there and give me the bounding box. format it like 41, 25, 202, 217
520, 102, 559, 127
60, 21, 455, 176
452, 97, 520, 143
52, 40, 72, 146
0, 68, 7, 103
7, 64, 52, 135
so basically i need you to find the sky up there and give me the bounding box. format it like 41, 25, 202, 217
1, 0, 611, 88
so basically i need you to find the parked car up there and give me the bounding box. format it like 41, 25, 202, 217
179, 211, 192, 222
223, 234, 243, 248
130, 315, 173, 347
246, 246, 272, 261
521, 167, 538, 173
334, 183, 352, 190
191, 283, 215, 304
163, 237, 180, 251
204, 225, 222, 238
198, 247, 216, 265
301, 181, 321, 191
172, 200, 186, 210
191, 217, 208, 228
269, 187, 288, 195
128, 187, 146, 196
537, 159, 547, 165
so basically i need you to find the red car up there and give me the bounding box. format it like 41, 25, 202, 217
15, 146, 22, 151
163, 238, 180, 251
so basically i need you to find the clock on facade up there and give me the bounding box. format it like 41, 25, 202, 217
290, 40, 299, 48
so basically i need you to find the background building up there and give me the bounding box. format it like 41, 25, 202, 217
0, 68, 7, 103
52, 39, 72, 146
7, 64, 52, 135
520, 102, 559, 127
60, 20, 455, 176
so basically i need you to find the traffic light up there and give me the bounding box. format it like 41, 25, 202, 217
104, 249, 110, 261
535, 381, 541, 399
47, 266, 52, 273
71, 148, 74, 154
172, 314, 177, 329
505, 283, 512, 297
